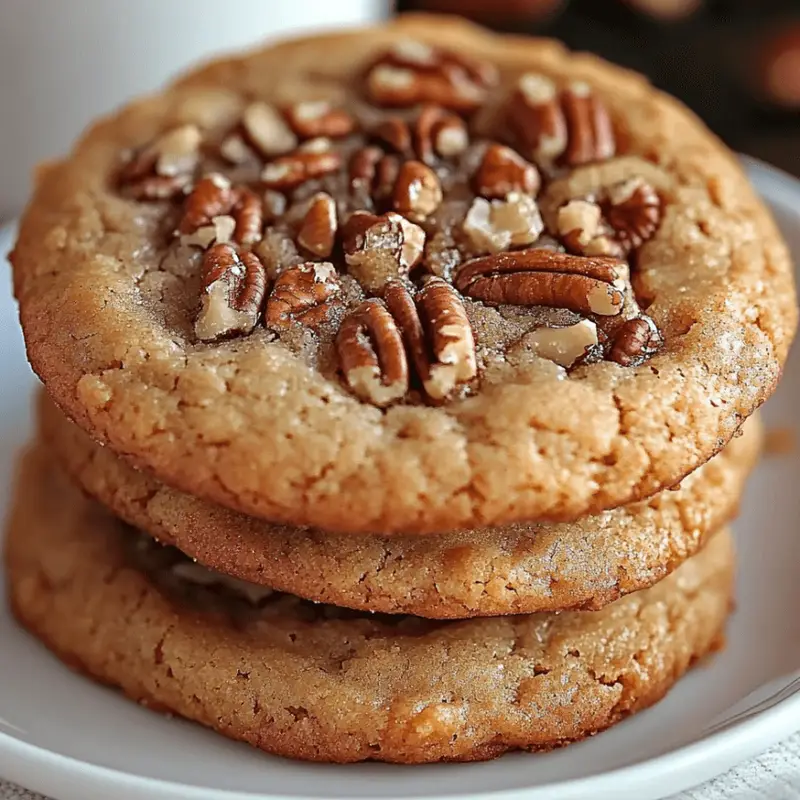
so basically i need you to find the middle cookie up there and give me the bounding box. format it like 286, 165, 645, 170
40, 392, 760, 619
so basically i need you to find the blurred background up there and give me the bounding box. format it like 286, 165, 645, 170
0, 0, 797, 221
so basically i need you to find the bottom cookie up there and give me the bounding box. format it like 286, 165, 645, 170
6, 446, 734, 764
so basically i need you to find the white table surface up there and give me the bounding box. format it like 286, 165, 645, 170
4, 730, 800, 799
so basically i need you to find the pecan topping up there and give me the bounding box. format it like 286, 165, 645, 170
603, 178, 661, 252
609, 316, 662, 366
385, 278, 477, 401
342, 211, 425, 293
178, 176, 264, 246
297, 192, 338, 258
261, 147, 342, 190
119, 124, 201, 200
349, 146, 384, 190
455, 250, 626, 316
264, 262, 341, 331
474, 144, 540, 199
462, 193, 544, 254
336, 299, 409, 407
507, 74, 568, 164
365, 40, 497, 112
561, 82, 616, 167
524, 319, 599, 369
558, 177, 661, 257
283, 101, 356, 140
239, 101, 298, 159
372, 117, 413, 157
507, 74, 615, 166
392, 160, 443, 222
374, 155, 401, 206
195, 244, 267, 342
414, 105, 468, 164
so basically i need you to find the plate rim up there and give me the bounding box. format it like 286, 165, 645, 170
1, 157, 800, 800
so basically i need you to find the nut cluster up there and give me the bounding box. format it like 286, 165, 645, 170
365, 39, 498, 111
337, 278, 477, 406
119, 39, 669, 406
506, 74, 615, 167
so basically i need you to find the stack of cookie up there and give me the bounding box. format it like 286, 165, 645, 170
6, 16, 796, 763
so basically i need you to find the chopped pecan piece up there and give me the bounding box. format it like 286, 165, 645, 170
524, 319, 599, 369
455, 249, 626, 316
385, 278, 477, 401
558, 177, 662, 257
297, 192, 338, 258
264, 262, 341, 330
178, 176, 264, 246
365, 40, 497, 112
507, 74, 615, 166
462, 193, 544, 254
392, 160, 443, 222
474, 144, 540, 199
283, 101, 356, 140
609, 315, 662, 366
119, 124, 201, 200
336, 299, 409, 407
342, 211, 425, 293
195, 244, 267, 342
261, 147, 342, 190
414, 104, 469, 164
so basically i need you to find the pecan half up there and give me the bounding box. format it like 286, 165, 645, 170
195, 244, 267, 342
365, 40, 497, 112
119, 124, 201, 200
462, 193, 544, 254
283, 101, 356, 140
264, 262, 341, 330
506, 74, 615, 166
415, 105, 468, 164
178, 176, 264, 246
392, 160, 443, 222
558, 177, 661, 257
603, 178, 662, 252
297, 192, 338, 257
336, 299, 409, 407
507, 74, 568, 164
455, 249, 626, 316
474, 143, 540, 199
609, 315, 662, 366
561, 82, 616, 167
342, 211, 425, 293
261, 147, 342, 190
385, 278, 477, 401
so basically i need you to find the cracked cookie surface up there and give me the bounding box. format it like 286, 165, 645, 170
40, 391, 759, 617
6, 446, 733, 763
10, 14, 796, 533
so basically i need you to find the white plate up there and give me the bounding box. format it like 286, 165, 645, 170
0, 159, 799, 800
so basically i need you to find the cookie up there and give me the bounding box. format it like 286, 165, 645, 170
40, 390, 760, 617
6, 446, 734, 764
11, 15, 795, 534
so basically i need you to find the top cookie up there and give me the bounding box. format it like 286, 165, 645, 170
11, 14, 796, 533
